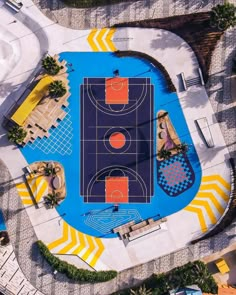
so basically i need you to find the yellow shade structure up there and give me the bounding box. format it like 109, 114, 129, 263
11, 76, 53, 126
216, 258, 230, 274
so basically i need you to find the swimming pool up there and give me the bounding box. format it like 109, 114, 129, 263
20, 52, 202, 238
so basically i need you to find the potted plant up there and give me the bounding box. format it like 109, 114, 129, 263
44, 193, 59, 208
175, 142, 189, 154
49, 80, 67, 98
42, 56, 62, 75
157, 148, 172, 160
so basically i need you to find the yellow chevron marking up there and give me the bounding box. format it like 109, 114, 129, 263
184, 205, 207, 232
82, 235, 95, 260
97, 28, 109, 51
16, 182, 27, 190
22, 199, 33, 205
72, 231, 86, 255
200, 184, 229, 202
18, 190, 30, 197
35, 181, 48, 203
48, 222, 69, 250
196, 192, 224, 215
191, 200, 217, 224
202, 175, 230, 191
87, 29, 99, 52
90, 238, 105, 268
106, 28, 117, 51
58, 226, 77, 254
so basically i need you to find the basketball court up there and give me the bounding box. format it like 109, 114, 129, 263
80, 77, 154, 203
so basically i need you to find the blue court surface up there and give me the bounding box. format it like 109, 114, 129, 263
0, 210, 6, 231
20, 52, 202, 238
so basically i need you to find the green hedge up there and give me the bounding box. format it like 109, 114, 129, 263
115, 261, 217, 295
37, 240, 117, 282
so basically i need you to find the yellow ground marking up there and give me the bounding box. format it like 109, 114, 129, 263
22, 199, 33, 205
191, 199, 217, 224
90, 238, 105, 268
97, 28, 109, 51
106, 28, 117, 51
72, 231, 86, 255
82, 235, 95, 260
184, 205, 207, 233
196, 192, 225, 215
58, 226, 77, 254
35, 181, 48, 203
87, 29, 99, 52
16, 182, 27, 190
18, 190, 30, 197
200, 184, 229, 202
48, 222, 69, 250
202, 175, 231, 191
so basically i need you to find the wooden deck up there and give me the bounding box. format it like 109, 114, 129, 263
21, 56, 71, 145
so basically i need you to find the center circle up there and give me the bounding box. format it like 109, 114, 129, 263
109, 132, 126, 149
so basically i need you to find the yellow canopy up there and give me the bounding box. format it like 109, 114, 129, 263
11, 76, 53, 126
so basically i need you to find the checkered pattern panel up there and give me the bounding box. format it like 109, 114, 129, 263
157, 153, 195, 197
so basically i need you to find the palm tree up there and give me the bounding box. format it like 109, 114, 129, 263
49, 80, 67, 98
175, 142, 189, 154
8, 126, 27, 145
44, 193, 59, 208
210, 3, 236, 31
157, 148, 172, 160
42, 56, 61, 75
130, 285, 152, 295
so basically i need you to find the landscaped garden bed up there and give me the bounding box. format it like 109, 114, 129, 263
37, 241, 117, 282
115, 12, 224, 83
114, 261, 217, 295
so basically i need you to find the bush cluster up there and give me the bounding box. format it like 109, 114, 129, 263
116, 261, 217, 295
37, 241, 117, 282
114, 50, 176, 93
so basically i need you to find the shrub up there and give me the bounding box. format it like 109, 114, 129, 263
37, 241, 117, 282
8, 126, 27, 145
0, 231, 10, 246
116, 261, 217, 295
210, 3, 236, 31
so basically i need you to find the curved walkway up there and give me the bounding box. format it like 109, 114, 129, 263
32, 0, 218, 30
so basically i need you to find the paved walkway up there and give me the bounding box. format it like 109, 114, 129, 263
32, 0, 218, 30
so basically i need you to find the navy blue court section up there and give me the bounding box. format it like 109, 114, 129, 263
80, 77, 154, 203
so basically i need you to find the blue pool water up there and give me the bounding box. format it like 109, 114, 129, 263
0, 210, 6, 231
20, 52, 202, 238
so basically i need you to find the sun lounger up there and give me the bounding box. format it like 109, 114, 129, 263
195, 117, 214, 148
5, 0, 23, 12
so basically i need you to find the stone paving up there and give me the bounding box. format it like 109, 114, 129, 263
1, 0, 236, 294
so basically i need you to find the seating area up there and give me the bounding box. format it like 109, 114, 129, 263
9, 56, 70, 145
113, 217, 167, 242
